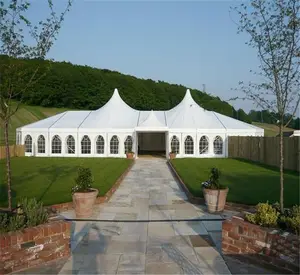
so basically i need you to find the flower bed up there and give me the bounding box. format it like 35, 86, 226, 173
222, 215, 300, 274
0, 220, 71, 274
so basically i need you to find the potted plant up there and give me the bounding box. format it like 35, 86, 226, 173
169, 144, 177, 159
72, 166, 99, 218
126, 144, 135, 159
169, 150, 176, 159
202, 168, 228, 213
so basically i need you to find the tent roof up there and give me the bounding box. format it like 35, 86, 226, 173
165, 89, 224, 129
80, 89, 139, 129
19, 88, 264, 133
136, 110, 168, 131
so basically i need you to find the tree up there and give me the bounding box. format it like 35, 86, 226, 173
0, 0, 72, 211
237, 108, 252, 123
232, 0, 300, 212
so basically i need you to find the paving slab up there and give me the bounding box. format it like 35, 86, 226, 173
55, 159, 230, 275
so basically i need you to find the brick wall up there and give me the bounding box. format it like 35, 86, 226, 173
222, 216, 300, 274
0, 220, 71, 274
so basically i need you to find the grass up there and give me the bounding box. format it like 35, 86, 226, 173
0, 157, 132, 208
0, 102, 69, 146
171, 158, 299, 207
252, 122, 294, 137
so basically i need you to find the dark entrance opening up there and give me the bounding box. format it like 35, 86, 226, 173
137, 132, 166, 158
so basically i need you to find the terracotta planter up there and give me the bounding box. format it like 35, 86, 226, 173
203, 187, 228, 213
126, 152, 134, 159
169, 152, 176, 159
72, 188, 99, 218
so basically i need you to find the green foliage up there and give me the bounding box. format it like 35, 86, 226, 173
20, 198, 48, 228
0, 198, 48, 233
279, 205, 300, 235
246, 202, 300, 235
0, 55, 252, 123
72, 166, 94, 193
245, 202, 280, 227
248, 110, 299, 130
203, 168, 227, 190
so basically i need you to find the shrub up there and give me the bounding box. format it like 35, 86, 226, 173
0, 198, 48, 234
72, 166, 94, 193
245, 202, 279, 227
279, 205, 300, 235
202, 168, 227, 190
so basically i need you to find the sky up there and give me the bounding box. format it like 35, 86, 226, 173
29, 0, 261, 112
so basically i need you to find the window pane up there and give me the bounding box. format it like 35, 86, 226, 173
81, 135, 91, 154
199, 136, 209, 154
110, 135, 119, 154
67, 135, 75, 154
25, 135, 32, 153
96, 135, 104, 154
124, 136, 133, 153
37, 135, 45, 153
52, 135, 62, 154
170, 136, 180, 154
213, 136, 223, 155
184, 136, 194, 154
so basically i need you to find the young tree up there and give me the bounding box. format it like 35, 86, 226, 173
232, 0, 300, 212
0, 0, 72, 211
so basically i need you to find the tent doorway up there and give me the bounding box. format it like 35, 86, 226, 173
137, 132, 166, 158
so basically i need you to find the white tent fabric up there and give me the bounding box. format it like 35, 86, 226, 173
80, 89, 139, 130
166, 90, 225, 130
17, 88, 264, 158
136, 110, 168, 131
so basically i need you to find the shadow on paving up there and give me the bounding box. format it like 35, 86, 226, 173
224, 255, 282, 275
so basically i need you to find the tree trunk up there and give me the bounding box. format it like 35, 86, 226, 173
279, 124, 284, 213
4, 120, 12, 211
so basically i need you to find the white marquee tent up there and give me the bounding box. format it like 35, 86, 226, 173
16, 88, 264, 158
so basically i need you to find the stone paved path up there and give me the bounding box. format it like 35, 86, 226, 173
58, 159, 238, 274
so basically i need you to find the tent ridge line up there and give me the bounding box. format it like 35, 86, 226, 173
137, 111, 141, 126
212, 112, 227, 130
77, 111, 93, 130
48, 111, 68, 130
164, 111, 167, 126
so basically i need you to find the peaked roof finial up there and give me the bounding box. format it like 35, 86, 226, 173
113, 88, 119, 95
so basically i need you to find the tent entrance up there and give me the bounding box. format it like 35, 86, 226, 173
137, 132, 167, 158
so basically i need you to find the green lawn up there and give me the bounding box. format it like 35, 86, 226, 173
252, 122, 294, 137
0, 102, 69, 146
171, 158, 299, 207
0, 157, 132, 207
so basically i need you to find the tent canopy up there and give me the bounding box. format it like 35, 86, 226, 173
18, 88, 264, 134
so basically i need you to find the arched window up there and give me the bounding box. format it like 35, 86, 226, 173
184, 136, 194, 155
16, 132, 22, 145
96, 135, 105, 154
66, 135, 75, 154
124, 136, 133, 153
81, 135, 91, 154
110, 135, 119, 154
37, 135, 45, 153
24, 135, 32, 153
52, 135, 62, 154
199, 136, 209, 154
170, 136, 180, 154
213, 136, 223, 155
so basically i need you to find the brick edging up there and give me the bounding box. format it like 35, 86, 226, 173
167, 160, 255, 212
48, 160, 135, 212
